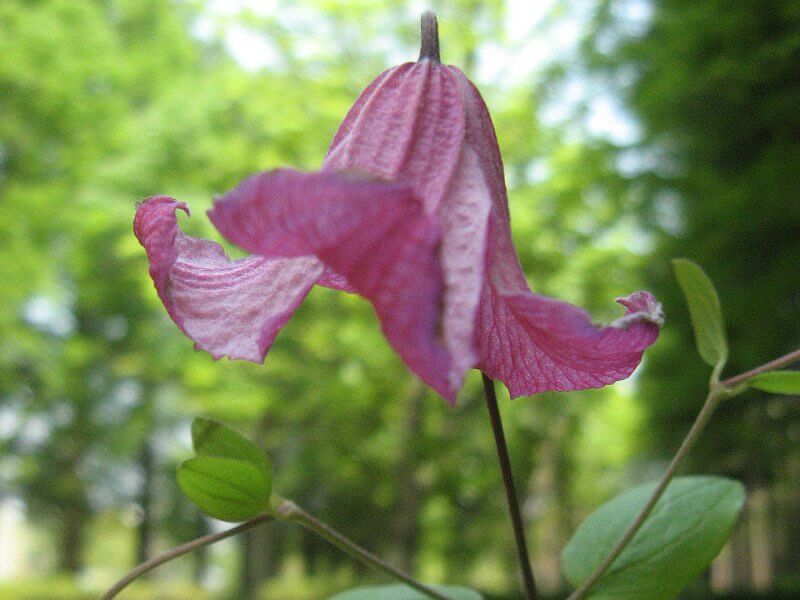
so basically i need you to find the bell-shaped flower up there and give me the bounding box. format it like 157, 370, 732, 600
134, 17, 663, 404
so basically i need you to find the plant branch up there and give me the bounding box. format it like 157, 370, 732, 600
720, 347, 800, 388
567, 347, 800, 599
567, 387, 722, 600
277, 499, 452, 600
101, 513, 274, 599
482, 374, 539, 600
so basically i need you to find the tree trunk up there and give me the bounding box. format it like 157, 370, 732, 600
710, 542, 734, 592
135, 441, 155, 565
730, 517, 752, 588
239, 411, 280, 598
779, 452, 800, 576
193, 513, 211, 583
748, 487, 773, 591
394, 381, 425, 573
59, 508, 85, 573
239, 526, 279, 599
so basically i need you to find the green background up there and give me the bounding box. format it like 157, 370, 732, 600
1, 0, 798, 597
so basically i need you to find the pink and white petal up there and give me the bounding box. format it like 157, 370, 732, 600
438, 146, 491, 392
208, 170, 455, 401
454, 64, 663, 397
456, 69, 513, 225
476, 287, 663, 399
317, 268, 356, 294
134, 196, 322, 362
456, 68, 531, 293
324, 61, 465, 215
326, 68, 391, 154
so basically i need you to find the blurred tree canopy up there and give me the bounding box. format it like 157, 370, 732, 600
0, 0, 798, 598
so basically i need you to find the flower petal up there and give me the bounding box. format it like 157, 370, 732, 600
317, 268, 356, 293
134, 196, 322, 362
476, 288, 664, 398
453, 67, 663, 397
437, 146, 491, 392
324, 60, 465, 214
207, 170, 455, 401
327, 61, 485, 395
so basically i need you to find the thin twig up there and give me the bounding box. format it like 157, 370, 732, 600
568, 348, 800, 599
102, 513, 274, 599
482, 374, 539, 600
720, 347, 800, 388
567, 387, 722, 600
278, 499, 452, 600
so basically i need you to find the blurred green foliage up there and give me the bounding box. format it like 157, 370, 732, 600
0, 0, 797, 598
0, 577, 209, 600
580, 0, 800, 589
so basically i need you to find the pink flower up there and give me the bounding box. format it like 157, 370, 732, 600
134, 23, 662, 405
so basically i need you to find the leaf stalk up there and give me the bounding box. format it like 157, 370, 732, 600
276, 498, 453, 600
101, 513, 274, 599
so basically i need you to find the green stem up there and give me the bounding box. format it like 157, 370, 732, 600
720, 347, 800, 388
276, 498, 452, 600
566, 347, 800, 600
567, 386, 723, 600
101, 513, 274, 599
482, 374, 539, 600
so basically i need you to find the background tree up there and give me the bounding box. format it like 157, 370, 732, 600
1, 0, 797, 598
581, 0, 800, 588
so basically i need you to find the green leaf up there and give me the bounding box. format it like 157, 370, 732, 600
326, 585, 483, 600
672, 259, 728, 367
191, 418, 272, 476
748, 371, 800, 394
562, 476, 745, 600
177, 456, 272, 522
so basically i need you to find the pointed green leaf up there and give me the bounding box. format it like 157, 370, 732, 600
748, 371, 800, 394
562, 476, 745, 600
326, 585, 482, 600
672, 259, 728, 367
191, 417, 272, 476
177, 456, 272, 522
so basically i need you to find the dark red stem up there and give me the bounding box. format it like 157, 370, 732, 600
482, 373, 539, 600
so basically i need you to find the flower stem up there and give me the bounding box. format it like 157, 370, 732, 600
101, 513, 274, 599
720, 347, 800, 388
418, 11, 441, 63
482, 374, 539, 600
276, 498, 453, 600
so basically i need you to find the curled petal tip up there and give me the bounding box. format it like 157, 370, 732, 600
477, 290, 663, 399
134, 196, 321, 364
614, 291, 665, 327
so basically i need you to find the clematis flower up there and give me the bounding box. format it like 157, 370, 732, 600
134, 14, 663, 404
